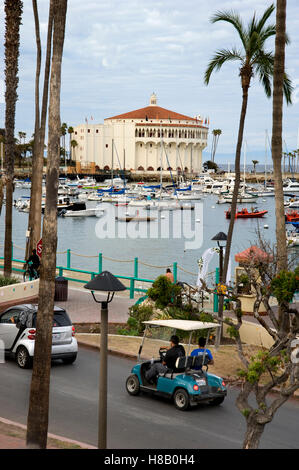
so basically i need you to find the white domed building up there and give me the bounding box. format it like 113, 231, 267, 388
72, 94, 209, 174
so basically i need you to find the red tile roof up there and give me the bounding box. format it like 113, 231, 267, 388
105, 105, 199, 122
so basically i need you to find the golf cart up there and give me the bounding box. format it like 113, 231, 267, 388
125, 319, 227, 410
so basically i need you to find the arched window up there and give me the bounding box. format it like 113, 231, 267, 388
135, 129, 138, 137
104, 165, 110, 170
147, 166, 154, 171
157, 166, 163, 171
184, 166, 188, 171
177, 166, 181, 171
167, 167, 172, 171
138, 166, 144, 171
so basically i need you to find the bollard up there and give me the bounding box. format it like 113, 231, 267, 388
173, 262, 177, 283
134, 257, 138, 279
213, 267, 219, 313
98, 253, 103, 274
67, 249, 71, 269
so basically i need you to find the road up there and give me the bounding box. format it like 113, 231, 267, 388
0, 346, 298, 449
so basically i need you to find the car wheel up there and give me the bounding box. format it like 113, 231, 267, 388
173, 388, 190, 411
126, 374, 140, 396
208, 396, 225, 406
62, 354, 77, 365
16, 346, 32, 369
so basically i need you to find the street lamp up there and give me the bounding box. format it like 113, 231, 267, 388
211, 232, 227, 349
84, 271, 126, 449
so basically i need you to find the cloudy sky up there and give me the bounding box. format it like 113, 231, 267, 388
1, 0, 299, 164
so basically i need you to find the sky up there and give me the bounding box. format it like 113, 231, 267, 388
0, 0, 299, 165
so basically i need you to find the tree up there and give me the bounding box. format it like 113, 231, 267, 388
26, 0, 68, 449
27, 0, 54, 258
60, 122, 68, 166
211, 129, 222, 163
70, 138, 78, 163
252, 159, 259, 174
200, 237, 299, 449
67, 125, 74, 162
204, 4, 292, 344
3, 0, 23, 277
203, 160, 219, 172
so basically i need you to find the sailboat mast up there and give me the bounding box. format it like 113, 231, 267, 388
111, 138, 114, 185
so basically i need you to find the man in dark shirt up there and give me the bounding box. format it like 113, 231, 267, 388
27, 249, 40, 278
145, 335, 185, 383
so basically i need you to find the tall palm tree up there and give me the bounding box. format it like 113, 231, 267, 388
252, 159, 259, 174
27, 0, 54, 257
70, 138, 78, 163
4, 0, 23, 277
26, 0, 68, 449
204, 5, 292, 333
61, 122, 67, 166
67, 125, 74, 162
211, 129, 222, 163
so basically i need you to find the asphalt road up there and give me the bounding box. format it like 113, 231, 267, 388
0, 346, 298, 449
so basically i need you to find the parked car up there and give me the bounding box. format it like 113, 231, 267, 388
0, 304, 78, 368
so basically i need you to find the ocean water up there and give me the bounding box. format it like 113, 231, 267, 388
0, 187, 297, 287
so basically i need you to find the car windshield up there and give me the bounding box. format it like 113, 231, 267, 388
31, 310, 72, 328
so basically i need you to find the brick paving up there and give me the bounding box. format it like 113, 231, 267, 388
55, 286, 136, 324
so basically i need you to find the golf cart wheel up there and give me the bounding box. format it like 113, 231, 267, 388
173, 388, 190, 411
16, 346, 32, 369
209, 396, 225, 406
126, 375, 140, 396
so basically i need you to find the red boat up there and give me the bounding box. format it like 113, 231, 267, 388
285, 209, 299, 222
225, 208, 268, 219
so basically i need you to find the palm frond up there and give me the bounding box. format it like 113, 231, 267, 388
283, 74, 293, 105
256, 3, 275, 34
204, 48, 244, 85
210, 10, 248, 50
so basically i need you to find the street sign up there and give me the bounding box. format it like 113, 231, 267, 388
36, 239, 42, 258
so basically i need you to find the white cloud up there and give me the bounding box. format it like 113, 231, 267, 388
0, 0, 298, 159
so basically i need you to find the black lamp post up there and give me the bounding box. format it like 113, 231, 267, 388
211, 232, 227, 348
84, 271, 126, 449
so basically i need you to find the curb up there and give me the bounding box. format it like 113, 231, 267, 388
0, 416, 97, 449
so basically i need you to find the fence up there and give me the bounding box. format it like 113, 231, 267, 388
0, 244, 211, 300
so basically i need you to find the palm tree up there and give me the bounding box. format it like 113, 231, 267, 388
67, 125, 74, 162
27, 0, 54, 257
4, 0, 23, 277
204, 5, 292, 331
211, 129, 222, 163
70, 138, 78, 163
272, 0, 288, 278
61, 122, 67, 166
252, 159, 259, 174
26, 0, 68, 449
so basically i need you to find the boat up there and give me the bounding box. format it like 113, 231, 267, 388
283, 181, 299, 193
285, 209, 299, 223
217, 193, 258, 204
116, 216, 157, 222
286, 223, 299, 247
225, 207, 268, 219
61, 206, 104, 217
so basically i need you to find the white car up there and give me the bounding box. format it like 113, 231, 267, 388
0, 304, 78, 368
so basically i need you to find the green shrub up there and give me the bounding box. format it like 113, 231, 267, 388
0, 276, 19, 287
147, 275, 182, 309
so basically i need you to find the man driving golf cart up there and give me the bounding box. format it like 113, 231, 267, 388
145, 335, 185, 383
126, 320, 227, 410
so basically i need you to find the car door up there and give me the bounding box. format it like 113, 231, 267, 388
0, 309, 20, 350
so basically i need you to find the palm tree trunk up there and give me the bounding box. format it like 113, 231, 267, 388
4, 0, 23, 277
26, 0, 67, 449
27, 0, 54, 257
272, 0, 288, 334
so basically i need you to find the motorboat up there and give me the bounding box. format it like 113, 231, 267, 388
225, 207, 268, 219
285, 209, 299, 223
61, 205, 104, 217
286, 224, 299, 247
283, 181, 299, 193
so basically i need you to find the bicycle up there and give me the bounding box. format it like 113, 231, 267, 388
23, 261, 39, 282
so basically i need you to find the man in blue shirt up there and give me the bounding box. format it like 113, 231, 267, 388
191, 337, 214, 369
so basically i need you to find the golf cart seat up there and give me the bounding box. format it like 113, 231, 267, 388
192, 354, 211, 369
159, 356, 194, 379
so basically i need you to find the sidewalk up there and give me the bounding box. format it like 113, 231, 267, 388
0, 417, 96, 449
56, 286, 136, 324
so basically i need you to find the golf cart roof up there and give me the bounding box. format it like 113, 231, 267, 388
143, 319, 220, 331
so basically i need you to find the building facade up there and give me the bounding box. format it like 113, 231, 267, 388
72, 94, 209, 173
